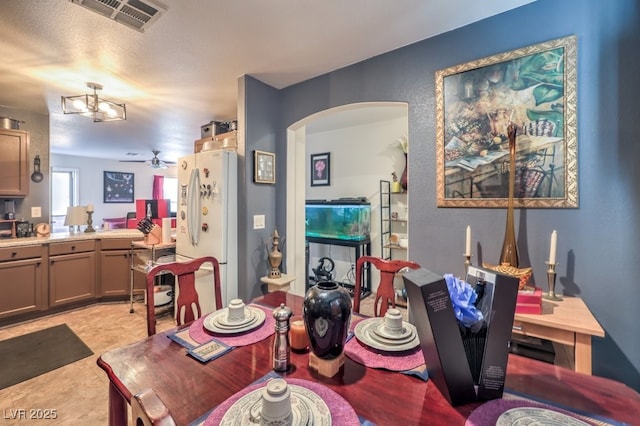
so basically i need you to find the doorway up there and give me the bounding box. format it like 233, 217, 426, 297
286, 102, 408, 296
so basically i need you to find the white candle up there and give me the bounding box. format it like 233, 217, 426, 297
465, 225, 471, 256
549, 230, 557, 264
86, 204, 94, 212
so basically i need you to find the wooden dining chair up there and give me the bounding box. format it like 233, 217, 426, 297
145, 256, 223, 336
132, 388, 176, 426
353, 256, 420, 317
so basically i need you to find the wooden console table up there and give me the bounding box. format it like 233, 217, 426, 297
512, 296, 604, 375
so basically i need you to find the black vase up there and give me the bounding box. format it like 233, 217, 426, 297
303, 280, 352, 359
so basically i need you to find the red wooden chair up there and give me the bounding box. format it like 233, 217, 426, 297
353, 256, 420, 317
132, 388, 176, 426
145, 256, 222, 336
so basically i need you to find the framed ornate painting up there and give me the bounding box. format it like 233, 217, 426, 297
435, 35, 578, 208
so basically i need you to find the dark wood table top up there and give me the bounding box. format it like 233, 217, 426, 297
97, 291, 640, 425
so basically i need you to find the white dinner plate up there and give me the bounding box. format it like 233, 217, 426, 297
203, 307, 266, 335
368, 328, 417, 347
213, 313, 259, 330
219, 383, 331, 426
496, 407, 590, 426
354, 318, 419, 352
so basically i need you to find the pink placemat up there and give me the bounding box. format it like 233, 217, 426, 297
344, 336, 425, 371
189, 304, 275, 347
465, 396, 607, 426
204, 377, 360, 426
344, 316, 425, 371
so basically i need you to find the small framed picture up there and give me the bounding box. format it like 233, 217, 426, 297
310, 152, 330, 186
254, 150, 275, 184
103, 171, 134, 203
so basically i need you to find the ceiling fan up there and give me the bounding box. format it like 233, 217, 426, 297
121, 150, 175, 169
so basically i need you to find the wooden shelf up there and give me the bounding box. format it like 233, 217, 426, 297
383, 244, 407, 250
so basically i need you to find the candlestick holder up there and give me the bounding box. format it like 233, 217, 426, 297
85, 211, 95, 233
543, 261, 562, 301
463, 254, 472, 277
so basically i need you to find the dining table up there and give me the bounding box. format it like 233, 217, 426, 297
97, 291, 640, 425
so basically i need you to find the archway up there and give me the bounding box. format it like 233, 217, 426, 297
286, 102, 408, 296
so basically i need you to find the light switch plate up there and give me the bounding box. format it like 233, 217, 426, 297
31, 206, 42, 218
253, 214, 265, 229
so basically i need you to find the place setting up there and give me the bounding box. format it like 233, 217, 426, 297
345, 308, 426, 376
202, 299, 267, 335
169, 299, 275, 362
191, 373, 361, 426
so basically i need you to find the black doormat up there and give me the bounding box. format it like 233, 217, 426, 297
0, 324, 93, 390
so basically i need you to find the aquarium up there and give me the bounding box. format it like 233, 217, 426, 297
305, 198, 370, 241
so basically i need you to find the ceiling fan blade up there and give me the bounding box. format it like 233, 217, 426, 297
118, 151, 176, 167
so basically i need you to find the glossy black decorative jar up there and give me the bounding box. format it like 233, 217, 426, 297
303, 280, 352, 359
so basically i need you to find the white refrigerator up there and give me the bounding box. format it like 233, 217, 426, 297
176, 149, 237, 315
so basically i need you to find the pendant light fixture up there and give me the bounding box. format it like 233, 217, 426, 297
61, 82, 126, 122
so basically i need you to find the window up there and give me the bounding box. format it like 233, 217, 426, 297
163, 177, 178, 215
51, 168, 79, 232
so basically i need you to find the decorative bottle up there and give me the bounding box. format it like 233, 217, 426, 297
499, 123, 519, 267
272, 303, 292, 372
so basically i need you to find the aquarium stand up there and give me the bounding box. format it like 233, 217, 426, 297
305, 236, 372, 298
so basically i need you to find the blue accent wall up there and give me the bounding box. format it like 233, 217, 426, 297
245, 0, 640, 390
240, 76, 280, 300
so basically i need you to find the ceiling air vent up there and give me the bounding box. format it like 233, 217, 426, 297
70, 0, 167, 32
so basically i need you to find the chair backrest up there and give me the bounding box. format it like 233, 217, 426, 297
354, 256, 420, 317
145, 256, 223, 336
132, 388, 176, 426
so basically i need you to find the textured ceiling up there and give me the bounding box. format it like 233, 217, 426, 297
0, 0, 535, 163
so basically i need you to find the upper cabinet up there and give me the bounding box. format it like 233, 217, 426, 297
0, 128, 29, 197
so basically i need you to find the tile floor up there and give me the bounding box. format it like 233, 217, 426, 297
0, 301, 175, 425
0, 295, 386, 425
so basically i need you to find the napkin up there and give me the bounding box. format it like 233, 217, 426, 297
169, 329, 232, 363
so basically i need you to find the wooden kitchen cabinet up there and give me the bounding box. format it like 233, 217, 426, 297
0, 245, 47, 319
0, 128, 29, 197
49, 240, 96, 307
99, 238, 144, 297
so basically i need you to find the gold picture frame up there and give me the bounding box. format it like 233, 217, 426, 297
254, 150, 275, 184
436, 35, 578, 208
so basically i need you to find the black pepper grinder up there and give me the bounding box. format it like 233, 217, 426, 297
272, 303, 293, 372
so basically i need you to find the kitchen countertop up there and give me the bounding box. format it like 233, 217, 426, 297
0, 229, 145, 248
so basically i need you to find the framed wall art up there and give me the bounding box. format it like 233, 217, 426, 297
103, 171, 134, 203
254, 150, 276, 184
310, 152, 330, 186
435, 35, 578, 208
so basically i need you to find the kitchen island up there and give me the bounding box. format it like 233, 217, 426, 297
0, 229, 146, 326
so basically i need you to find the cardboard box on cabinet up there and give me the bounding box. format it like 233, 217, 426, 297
403, 266, 519, 406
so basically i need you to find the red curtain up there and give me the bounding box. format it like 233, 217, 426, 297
152, 175, 164, 199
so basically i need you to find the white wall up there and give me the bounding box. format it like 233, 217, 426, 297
305, 115, 407, 286
51, 154, 177, 227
